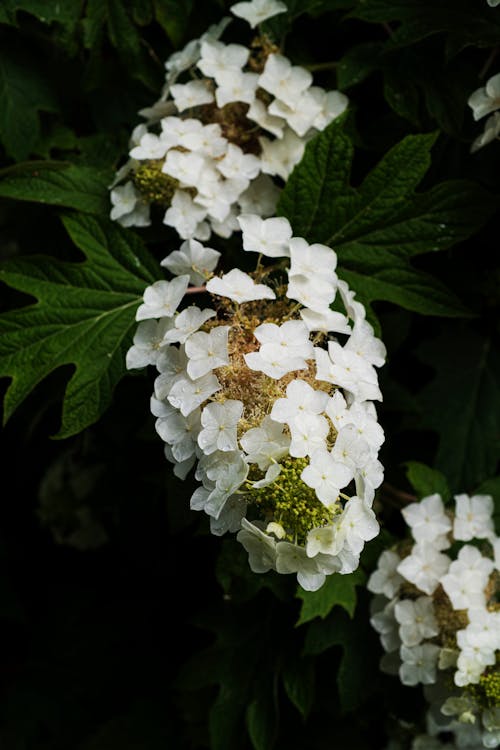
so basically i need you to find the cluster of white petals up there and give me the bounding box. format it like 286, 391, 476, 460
109, 1, 348, 238
369, 493, 500, 749
468, 72, 500, 152
127, 213, 386, 590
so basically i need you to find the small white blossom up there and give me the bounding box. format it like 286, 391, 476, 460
198, 400, 244, 454
259, 54, 313, 109
367, 550, 404, 599
399, 643, 440, 686
237, 518, 277, 573
401, 493, 452, 544
396, 543, 450, 595
453, 493, 494, 541
230, 0, 287, 27
394, 596, 439, 647
207, 268, 275, 303
161, 239, 221, 285
126, 318, 174, 369
136, 276, 190, 321
238, 214, 292, 257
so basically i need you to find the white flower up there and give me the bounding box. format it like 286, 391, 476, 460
275, 541, 326, 591
163, 307, 216, 345
270, 379, 329, 424
161, 239, 221, 285
288, 237, 338, 282
453, 493, 494, 541
401, 493, 452, 544
170, 80, 214, 111
240, 415, 290, 469
344, 320, 387, 368
254, 319, 314, 361
286, 272, 336, 313
334, 496, 379, 556
197, 40, 249, 82
399, 643, 440, 686
154, 345, 188, 400
167, 371, 221, 416
471, 111, 500, 152
331, 424, 371, 472
259, 54, 313, 109
394, 596, 439, 647
288, 413, 330, 457
110, 182, 150, 227
236, 518, 277, 573
155, 406, 201, 462
440, 546, 494, 610
468, 73, 500, 121
301, 449, 353, 507
217, 143, 261, 181
206, 268, 276, 303
300, 307, 351, 335
238, 214, 292, 257
259, 128, 305, 180
396, 543, 450, 595
163, 190, 209, 239
371, 597, 401, 653
126, 318, 174, 369
367, 550, 404, 599
185, 326, 230, 379
215, 70, 259, 107
179, 122, 227, 158
198, 400, 244, 453
129, 131, 175, 160
315, 343, 382, 402
237, 175, 280, 217
230, 0, 287, 27
136, 276, 190, 321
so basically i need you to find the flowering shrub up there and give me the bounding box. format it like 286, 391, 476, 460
1, 0, 500, 748
369, 493, 500, 748
128, 214, 385, 589
110, 2, 347, 237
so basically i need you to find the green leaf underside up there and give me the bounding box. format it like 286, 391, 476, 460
282, 656, 315, 719
277, 120, 494, 316
404, 461, 451, 502
295, 568, 366, 625
0, 162, 112, 215
417, 324, 500, 492
0, 214, 159, 438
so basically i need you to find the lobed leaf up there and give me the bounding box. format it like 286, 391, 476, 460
278, 120, 495, 316
0, 214, 160, 439
295, 569, 365, 625
0, 162, 112, 215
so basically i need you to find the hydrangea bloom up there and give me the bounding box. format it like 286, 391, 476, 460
369, 493, 500, 748
128, 214, 386, 590
109, 2, 348, 238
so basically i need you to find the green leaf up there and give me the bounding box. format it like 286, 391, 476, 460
0, 214, 159, 438
282, 656, 315, 719
350, 0, 500, 50
304, 607, 380, 712
337, 42, 384, 89
417, 323, 500, 492
246, 681, 278, 750
0, 162, 111, 215
0, 0, 83, 26
404, 461, 451, 502
154, 0, 193, 46
295, 569, 366, 625
0, 45, 59, 161
278, 120, 494, 316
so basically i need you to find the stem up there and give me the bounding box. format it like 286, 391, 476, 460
382, 482, 417, 505
305, 61, 338, 72
479, 47, 499, 79
185, 285, 207, 294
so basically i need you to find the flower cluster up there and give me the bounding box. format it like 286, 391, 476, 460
468, 72, 500, 152
127, 213, 386, 590
109, 0, 348, 238
369, 493, 500, 749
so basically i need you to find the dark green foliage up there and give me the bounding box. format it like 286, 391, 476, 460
1, 1, 500, 748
